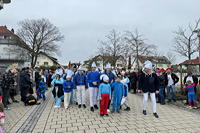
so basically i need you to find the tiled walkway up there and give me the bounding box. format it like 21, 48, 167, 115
5, 91, 200, 133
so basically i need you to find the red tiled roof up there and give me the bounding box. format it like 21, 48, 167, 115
0, 26, 14, 36
180, 57, 200, 65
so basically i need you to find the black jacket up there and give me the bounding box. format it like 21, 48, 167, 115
138, 71, 159, 93
52, 84, 64, 98
35, 72, 40, 82
1, 71, 15, 90
20, 71, 32, 89
158, 75, 165, 88
164, 73, 179, 86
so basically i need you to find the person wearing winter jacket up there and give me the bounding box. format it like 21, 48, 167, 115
73, 66, 88, 108
138, 60, 160, 118
87, 62, 100, 112
155, 69, 166, 105
111, 75, 124, 114
164, 67, 179, 102
51, 72, 64, 108
63, 76, 74, 109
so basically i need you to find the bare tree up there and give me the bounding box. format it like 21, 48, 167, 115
124, 30, 156, 71
173, 19, 200, 60
17, 18, 64, 68
98, 29, 124, 67
166, 52, 176, 64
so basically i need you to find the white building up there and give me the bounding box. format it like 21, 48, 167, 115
0, 26, 59, 69
0, 26, 30, 67
25, 52, 59, 68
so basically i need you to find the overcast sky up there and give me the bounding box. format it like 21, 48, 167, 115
1, 0, 200, 65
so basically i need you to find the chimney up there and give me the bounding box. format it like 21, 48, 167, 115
4, 25, 7, 29
11, 28, 14, 33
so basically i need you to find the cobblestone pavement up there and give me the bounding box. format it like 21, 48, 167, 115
4, 90, 200, 133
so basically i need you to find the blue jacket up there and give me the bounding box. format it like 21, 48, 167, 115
51, 78, 64, 98
73, 73, 88, 88
63, 80, 74, 93
51, 78, 64, 87
111, 81, 124, 98
121, 77, 130, 97
87, 71, 100, 87
98, 83, 111, 99
37, 81, 47, 93
103, 71, 116, 83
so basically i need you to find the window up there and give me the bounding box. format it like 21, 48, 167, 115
44, 62, 48, 66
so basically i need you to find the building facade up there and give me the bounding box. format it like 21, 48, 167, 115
0, 26, 30, 68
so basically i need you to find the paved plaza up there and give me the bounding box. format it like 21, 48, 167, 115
4, 91, 200, 133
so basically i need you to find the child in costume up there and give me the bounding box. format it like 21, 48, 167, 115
63, 76, 74, 109
98, 75, 111, 117
183, 80, 197, 109
121, 73, 131, 111
0, 103, 5, 133
111, 75, 124, 113
36, 77, 47, 101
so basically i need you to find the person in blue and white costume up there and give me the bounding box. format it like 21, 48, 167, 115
103, 63, 116, 83
102, 63, 116, 112
121, 72, 131, 111
51, 72, 64, 108
73, 66, 88, 108
87, 62, 100, 112
64, 65, 76, 105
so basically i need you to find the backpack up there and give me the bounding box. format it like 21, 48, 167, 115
25, 95, 37, 106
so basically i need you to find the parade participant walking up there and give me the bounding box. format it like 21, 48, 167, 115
1, 64, 18, 109
121, 73, 131, 111
51, 72, 64, 108
98, 75, 111, 117
138, 60, 160, 118
111, 75, 124, 113
103, 63, 116, 83
102, 63, 116, 112
165, 67, 179, 102
64, 65, 76, 105
63, 75, 74, 109
87, 62, 100, 112
73, 66, 88, 108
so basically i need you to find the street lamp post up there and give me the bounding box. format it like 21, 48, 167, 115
193, 29, 200, 72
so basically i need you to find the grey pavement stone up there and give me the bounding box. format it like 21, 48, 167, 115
4, 89, 200, 133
